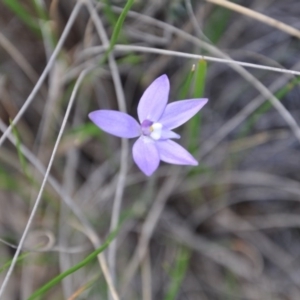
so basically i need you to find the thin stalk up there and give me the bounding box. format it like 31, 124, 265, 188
84, 1, 131, 293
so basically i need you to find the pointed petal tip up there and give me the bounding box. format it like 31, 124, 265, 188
88, 110, 97, 119
161, 74, 170, 88
191, 159, 199, 166
183, 154, 198, 166
160, 74, 168, 80
137, 74, 170, 123
194, 98, 209, 106
156, 140, 199, 166
143, 169, 155, 176
88, 110, 102, 124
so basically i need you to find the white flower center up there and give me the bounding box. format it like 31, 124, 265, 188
149, 123, 162, 140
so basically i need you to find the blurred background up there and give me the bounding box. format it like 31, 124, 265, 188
1, 0, 300, 299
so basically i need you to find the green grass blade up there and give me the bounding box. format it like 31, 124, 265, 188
67, 122, 104, 141
204, 7, 231, 44
107, 0, 134, 51
31, 0, 48, 21
178, 65, 195, 100
188, 59, 207, 153
117, 53, 141, 65
0, 251, 29, 274
10, 120, 29, 177
225, 270, 239, 300
7, 123, 56, 206
27, 228, 119, 300
0, 167, 17, 190
164, 248, 191, 300
194, 60, 207, 98
3, 0, 41, 36
100, 0, 135, 63
101, 0, 129, 44
102, 0, 119, 29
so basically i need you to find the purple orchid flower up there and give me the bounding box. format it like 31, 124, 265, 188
89, 74, 208, 176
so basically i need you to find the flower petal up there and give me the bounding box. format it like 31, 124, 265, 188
159, 99, 208, 130
132, 136, 160, 176
156, 140, 198, 165
137, 74, 170, 123
89, 110, 140, 138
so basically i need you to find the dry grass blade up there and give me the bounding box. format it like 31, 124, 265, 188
83, 1, 128, 291
81, 44, 300, 76
206, 0, 300, 39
